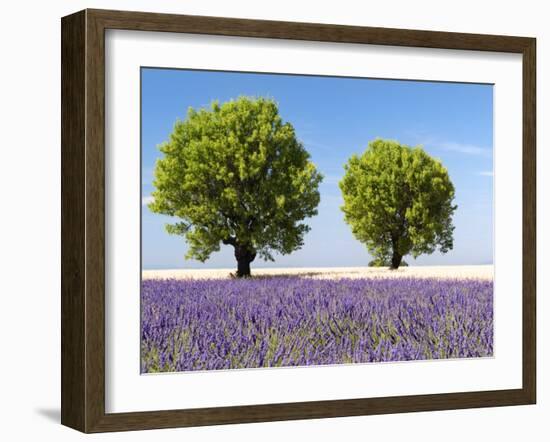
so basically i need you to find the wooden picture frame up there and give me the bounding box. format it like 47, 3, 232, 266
61, 8, 536, 433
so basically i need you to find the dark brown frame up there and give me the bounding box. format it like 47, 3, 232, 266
61, 8, 536, 433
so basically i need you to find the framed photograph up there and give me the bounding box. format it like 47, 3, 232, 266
61, 9, 536, 433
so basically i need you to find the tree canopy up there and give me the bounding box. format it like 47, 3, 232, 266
339, 139, 457, 269
149, 96, 323, 276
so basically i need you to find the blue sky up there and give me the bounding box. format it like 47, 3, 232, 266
141, 68, 493, 269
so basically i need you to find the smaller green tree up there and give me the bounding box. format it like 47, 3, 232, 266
149, 96, 323, 277
339, 139, 457, 269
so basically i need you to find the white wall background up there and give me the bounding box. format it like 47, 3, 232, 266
0, 0, 546, 440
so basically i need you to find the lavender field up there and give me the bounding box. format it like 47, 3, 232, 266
141, 277, 493, 373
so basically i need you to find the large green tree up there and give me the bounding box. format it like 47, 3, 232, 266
339, 139, 457, 269
149, 97, 323, 277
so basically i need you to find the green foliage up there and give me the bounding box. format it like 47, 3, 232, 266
340, 139, 457, 268
368, 258, 408, 267
149, 96, 323, 267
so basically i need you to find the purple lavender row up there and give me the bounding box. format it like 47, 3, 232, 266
141, 277, 493, 373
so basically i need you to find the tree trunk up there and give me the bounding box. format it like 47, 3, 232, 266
236, 258, 252, 278
234, 245, 256, 278
390, 250, 402, 270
